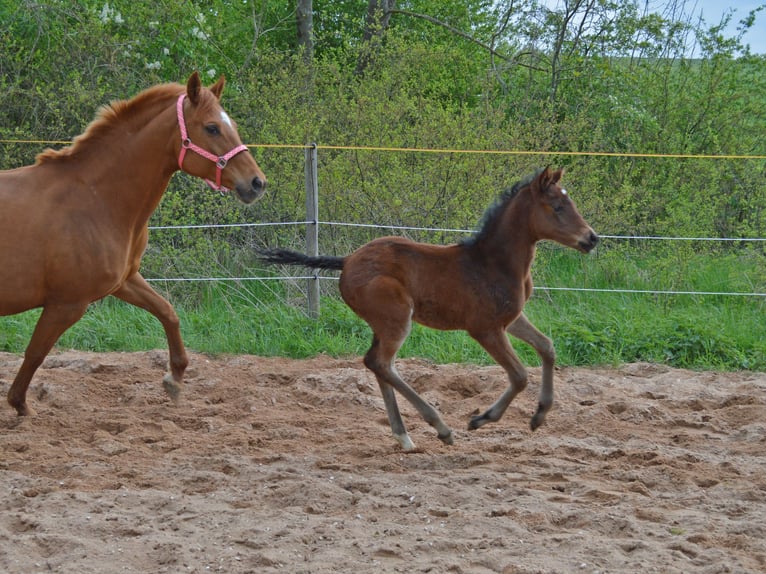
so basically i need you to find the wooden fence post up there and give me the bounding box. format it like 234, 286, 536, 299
305, 143, 320, 317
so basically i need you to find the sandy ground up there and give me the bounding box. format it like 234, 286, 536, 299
0, 350, 764, 574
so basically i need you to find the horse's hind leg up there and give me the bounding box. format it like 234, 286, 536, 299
375, 369, 415, 452
364, 333, 454, 452
112, 273, 188, 400
468, 328, 529, 430
7, 302, 89, 416
506, 313, 556, 430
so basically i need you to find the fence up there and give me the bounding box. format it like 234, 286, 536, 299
3, 139, 766, 317
149, 144, 766, 316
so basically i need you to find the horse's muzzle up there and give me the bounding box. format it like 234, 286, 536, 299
578, 231, 599, 253
235, 176, 267, 204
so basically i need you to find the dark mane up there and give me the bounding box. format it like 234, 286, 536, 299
460, 169, 541, 247
35, 82, 187, 164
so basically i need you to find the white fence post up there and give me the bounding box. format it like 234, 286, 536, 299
305, 143, 320, 317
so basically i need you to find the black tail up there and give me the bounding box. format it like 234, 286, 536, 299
258, 248, 345, 271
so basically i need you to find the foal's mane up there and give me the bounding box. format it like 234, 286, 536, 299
460, 169, 541, 247
35, 82, 193, 164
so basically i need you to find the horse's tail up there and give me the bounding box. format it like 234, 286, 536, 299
258, 248, 345, 271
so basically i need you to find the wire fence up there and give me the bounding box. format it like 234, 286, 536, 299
4, 139, 766, 302
157, 142, 766, 303
144, 219, 766, 298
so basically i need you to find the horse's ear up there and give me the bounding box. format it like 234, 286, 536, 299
210, 75, 226, 100
537, 166, 553, 190
537, 166, 563, 190
186, 71, 202, 105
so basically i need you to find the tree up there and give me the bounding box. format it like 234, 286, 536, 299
297, 0, 314, 62
356, 0, 396, 75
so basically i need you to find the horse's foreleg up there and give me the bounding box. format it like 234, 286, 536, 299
112, 273, 188, 400
507, 313, 556, 430
364, 334, 453, 451
468, 328, 528, 430
7, 302, 89, 416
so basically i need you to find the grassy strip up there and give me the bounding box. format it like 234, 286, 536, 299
1, 248, 764, 371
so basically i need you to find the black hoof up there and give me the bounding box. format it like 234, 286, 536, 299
468, 415, 485, 431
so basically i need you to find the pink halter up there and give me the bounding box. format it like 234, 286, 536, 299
176, 93, 248, 192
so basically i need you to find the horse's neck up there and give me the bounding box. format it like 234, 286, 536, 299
74, 98, 179, 225
474, 199, 537, 276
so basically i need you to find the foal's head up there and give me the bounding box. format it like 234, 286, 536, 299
178, 72, 267, 204
524, 167, 599, 253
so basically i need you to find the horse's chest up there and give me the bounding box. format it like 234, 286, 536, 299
486, 285, 522, 314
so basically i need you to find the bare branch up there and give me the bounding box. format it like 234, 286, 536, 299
388, 8, 545, 72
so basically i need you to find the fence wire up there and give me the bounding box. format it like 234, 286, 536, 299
144, 221, 766, 298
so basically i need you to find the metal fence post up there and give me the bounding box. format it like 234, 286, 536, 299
305, 143, 320, 317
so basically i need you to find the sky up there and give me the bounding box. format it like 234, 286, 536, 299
539, 1, 766, 54
691, 0, 765, 54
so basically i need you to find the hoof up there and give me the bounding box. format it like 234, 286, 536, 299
8, 393, 35, 416
438, 430, 455, 446
162, 373, 183, 402
468, 414, 486, 431
530, 403, 549, 430
14, 403, 36, 417
394, 432, 417, 452
530, 413, 545, 431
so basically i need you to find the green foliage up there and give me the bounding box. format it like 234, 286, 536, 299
527, 245, 766, 370
1, 0, 764, 370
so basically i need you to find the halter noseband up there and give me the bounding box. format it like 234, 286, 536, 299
176, 93, 248, 193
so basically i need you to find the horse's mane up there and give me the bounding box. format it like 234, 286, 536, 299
460, 169, 542, 247
35, 82, 190, 164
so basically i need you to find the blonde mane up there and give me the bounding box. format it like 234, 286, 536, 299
35, 82, 189, 164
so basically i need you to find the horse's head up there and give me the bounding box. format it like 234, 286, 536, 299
177, 71, 267, 204
528, 167, 599, 253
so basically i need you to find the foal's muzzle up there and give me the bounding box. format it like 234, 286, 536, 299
578, 231, 599, 253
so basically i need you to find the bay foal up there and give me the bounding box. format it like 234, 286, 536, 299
261, 168, 597, 451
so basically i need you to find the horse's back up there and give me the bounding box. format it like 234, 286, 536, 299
339, 235, 530, 332
0, 162, 68, 204
339, 236, 472, 326
0, 163, 76, 243
342, 236, 456, 280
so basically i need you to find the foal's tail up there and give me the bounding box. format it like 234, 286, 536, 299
258, 248, 345, 271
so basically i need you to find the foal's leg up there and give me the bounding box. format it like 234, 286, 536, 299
467, 327, 529, 430
7, 302, 89, 416
506, 313, 556, 430
111, 273, 188, 400
363, 328, 453, 451
365, 336, 416, 451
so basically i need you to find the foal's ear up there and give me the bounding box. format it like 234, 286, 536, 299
537, 166, 564, 190
210, 75, 226, 100
186, 71, 202, 105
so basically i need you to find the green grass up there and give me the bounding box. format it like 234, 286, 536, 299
1, 246, 764, 371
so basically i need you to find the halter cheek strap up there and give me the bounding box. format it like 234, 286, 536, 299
176, 94, 248, 193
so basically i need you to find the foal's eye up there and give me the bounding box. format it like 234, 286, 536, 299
205, 124, 220, 136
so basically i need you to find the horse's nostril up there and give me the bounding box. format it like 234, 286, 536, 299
590, 232, 599, 244
253, 176, 265, 191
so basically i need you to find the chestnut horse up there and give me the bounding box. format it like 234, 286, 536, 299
1, 72, 267, 416
260, 168, 598, 451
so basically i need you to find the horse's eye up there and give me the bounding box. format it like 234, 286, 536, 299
205, 124, 220, 136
